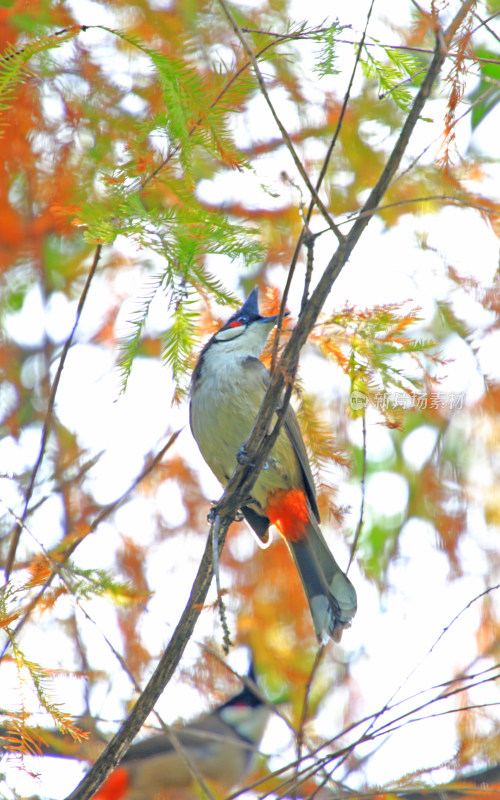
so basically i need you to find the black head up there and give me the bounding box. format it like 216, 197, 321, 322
220, 661, 263, 710
213, 287, 284, 344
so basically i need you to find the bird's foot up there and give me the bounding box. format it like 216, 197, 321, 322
236, 442, 254, 467
207, 504, 218, 524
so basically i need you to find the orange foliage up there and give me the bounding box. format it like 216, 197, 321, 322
1, 2, 500, 796
230, 532, 319, 647
439, 5, 475, 170
420, 462, 467, 573
25, 557, 53, 588
116, 538, 152, 680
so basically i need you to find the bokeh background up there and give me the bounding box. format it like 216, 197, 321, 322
1, 0, 500, 798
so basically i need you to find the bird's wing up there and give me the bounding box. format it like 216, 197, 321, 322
241, 358, 320, 531
256, 361, 320, 521
121, 707, 253, 765
282, 406, 320, 521
121, 733, 175, 762
258, 364, 320, 521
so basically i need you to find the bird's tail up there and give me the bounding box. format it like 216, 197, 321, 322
286, 512, 357, 643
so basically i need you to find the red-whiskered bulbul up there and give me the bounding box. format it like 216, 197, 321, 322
92, 674, 270, 800
189, 288, 357, 642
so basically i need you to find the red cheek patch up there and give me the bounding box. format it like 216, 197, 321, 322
266, 488, 309, 542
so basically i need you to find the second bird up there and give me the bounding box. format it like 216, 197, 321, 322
189, 288, 357, 642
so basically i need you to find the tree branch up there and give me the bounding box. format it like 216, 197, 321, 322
216, 0, 345, 244
0, 431, 181, 664
211, 36, 443, 522
64, 4, 475, 798
65, 524, 223, 800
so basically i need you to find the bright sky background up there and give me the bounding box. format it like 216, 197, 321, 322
1, 0, 500, 798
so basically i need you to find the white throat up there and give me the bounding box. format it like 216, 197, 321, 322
208, 320, 274, 365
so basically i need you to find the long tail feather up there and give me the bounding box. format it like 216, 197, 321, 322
287, 513, 357, 642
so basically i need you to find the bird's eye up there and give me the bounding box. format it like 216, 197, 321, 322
228, 316, 247, 328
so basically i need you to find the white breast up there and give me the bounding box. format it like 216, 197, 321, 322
190, 349, 264, 486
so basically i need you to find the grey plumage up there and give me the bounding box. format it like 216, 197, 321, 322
190, 288, 357, 642
118, 697, 270, 799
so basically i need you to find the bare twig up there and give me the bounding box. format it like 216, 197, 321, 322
338, 585, 500, 786
295, 646, 325, 786
216, 0, 345, 245
0, 430, 181, 663
392, 82, 500, 187
274, 0, 374, 367
470, 8, 500, 46
347, 412, 366, 572
212, 514, 232, 653
4, 245, 103, 583
309, 0, 375, 229
340, 194, 500, 226
241, 30, 500, 65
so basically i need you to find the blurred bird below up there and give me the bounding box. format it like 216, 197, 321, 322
0, 670, 271, 800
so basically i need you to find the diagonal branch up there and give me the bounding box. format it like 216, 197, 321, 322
64, 4, 475, 799
139, 23, 326, 191
0, 430, 181, 664
65, 520, 224, 800
211, 29, 454, 528
275, 0, 375, 365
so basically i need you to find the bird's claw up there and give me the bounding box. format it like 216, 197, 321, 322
236, 442, 254, 467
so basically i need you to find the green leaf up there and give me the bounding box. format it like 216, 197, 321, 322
361, 45, 418, 111
312, 21, 347, 78
161, 298, 198, 396
0, 30, 79, 123
469, 49, 500, 130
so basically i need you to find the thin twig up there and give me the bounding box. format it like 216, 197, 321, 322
227, 660, 500, 800
470, 8, 500, 46
295, 646, 324, 787
240, 25, 500, 65
309, 0, 376, 230
342, 194, 500, 225
347, 412, 366, 572
0, 431, 181, 663
339, 584, 500, 785
4, 245, 103, 583
140, 24, 327, 191
212, 514, 232, 653
391, 82, 500, 187
273, 0, 373, 367
216, 0, 345, 245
